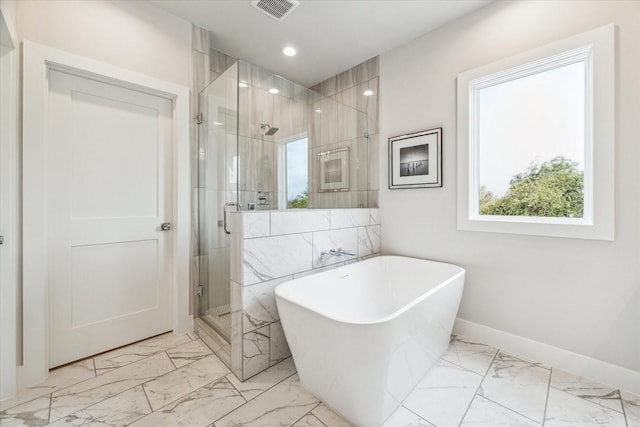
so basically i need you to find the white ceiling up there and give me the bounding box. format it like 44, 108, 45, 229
149, 0, 492, 88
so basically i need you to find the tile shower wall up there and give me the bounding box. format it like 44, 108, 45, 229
229, 209, 381, 380
236, 62, 310, 212
310, 57, 380, 208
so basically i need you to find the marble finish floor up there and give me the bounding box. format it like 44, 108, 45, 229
1, 332, 638, 427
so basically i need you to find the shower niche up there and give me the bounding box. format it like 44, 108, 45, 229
195, 60, 370, 371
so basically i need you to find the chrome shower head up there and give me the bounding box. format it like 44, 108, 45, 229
260, 123, 279, 136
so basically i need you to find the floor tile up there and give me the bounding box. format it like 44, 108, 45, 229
3, 330, 633, 427
48, 384, 151, 426
214, 374, 319, 427
545, 387, 627, 426
622, 390, 640, 427
293, 413, 326, 427
441, 335, 498, 375
166, 339, 213, 368
225, 358, 297, 401
478, 352, 550, 424
311, 403, 354, 426
0, 359, 94, 412
130, 377, 245, 427
382, 406, 435, 427
49, 352, 175, 422
551, 368, 623, 413
403, 359, 483, 427
94, 333, 191, 374
0, 395, 50, 426
143, 354, 229, 411
460, 395, 540, 426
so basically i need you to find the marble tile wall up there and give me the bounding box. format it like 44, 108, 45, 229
310, 56, 380, 208
235, 61, 313, 211
229, 208, 381, 380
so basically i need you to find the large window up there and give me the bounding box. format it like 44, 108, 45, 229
477, 56, 586, 219
457, 24, 614, 240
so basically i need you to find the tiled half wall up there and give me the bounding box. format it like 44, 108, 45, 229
229, 208, 381, 380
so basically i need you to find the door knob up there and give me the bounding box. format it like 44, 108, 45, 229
161, 223, 171, 231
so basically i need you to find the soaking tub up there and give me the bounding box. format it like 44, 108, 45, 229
275, 256, 465, 427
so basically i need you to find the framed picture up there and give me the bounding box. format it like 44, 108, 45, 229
318, 147, 349, 192
389, 127, 442, 189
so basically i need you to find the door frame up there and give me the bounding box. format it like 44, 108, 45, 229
21, 41, 192, 387
0, 7, 20, 400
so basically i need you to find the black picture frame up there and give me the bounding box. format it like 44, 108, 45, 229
389, 127, 442, 189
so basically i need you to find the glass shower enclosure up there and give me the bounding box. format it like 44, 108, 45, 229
196, 60, 369, 357
197, 62, 238, 344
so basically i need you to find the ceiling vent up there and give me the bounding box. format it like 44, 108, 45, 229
251, 0, 300, 21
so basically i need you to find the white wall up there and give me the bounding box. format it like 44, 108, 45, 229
14, 0, 191, 87
380, 0, 640, 374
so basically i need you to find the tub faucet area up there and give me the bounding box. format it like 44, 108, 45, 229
321, 248, 355, 257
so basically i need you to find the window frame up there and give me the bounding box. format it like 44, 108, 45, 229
456, 24, 614, 240
276, 134, 309, 209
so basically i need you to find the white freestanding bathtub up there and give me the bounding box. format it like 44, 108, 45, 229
275, 256, 465, 427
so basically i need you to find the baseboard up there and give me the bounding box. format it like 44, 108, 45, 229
174, 314, 194, 335
453, 318, 640, 395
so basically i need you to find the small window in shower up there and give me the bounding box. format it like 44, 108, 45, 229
286, 138, 308, 208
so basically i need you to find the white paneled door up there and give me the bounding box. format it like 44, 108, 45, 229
47, 69, 174, 368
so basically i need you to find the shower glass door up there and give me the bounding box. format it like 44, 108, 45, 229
197, 62, 238, 341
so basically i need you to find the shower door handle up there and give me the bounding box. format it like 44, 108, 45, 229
223, 202, 239, 235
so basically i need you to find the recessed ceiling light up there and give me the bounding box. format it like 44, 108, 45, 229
363, 90, 374, 97
239, 80, 248, 88
269, 88, 280, 94
282, 46, 297, 57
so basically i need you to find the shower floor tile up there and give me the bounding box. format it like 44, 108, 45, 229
204, 304, 231, 338
0, 333, 634, 427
